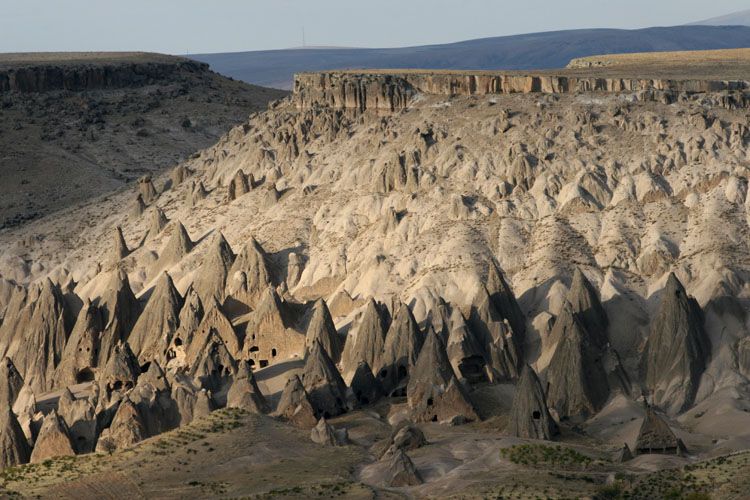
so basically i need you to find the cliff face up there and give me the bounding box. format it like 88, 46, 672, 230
0, 60, 209, 93
294, 71, 750, 112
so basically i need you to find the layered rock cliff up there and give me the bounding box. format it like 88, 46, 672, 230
294, 70, 750, 112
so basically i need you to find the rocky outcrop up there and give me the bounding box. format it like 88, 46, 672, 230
302, 341, 349, 419
154, 222, 194, 270
350, 361, 384, 406
192, 232, 235, 304
0, 357, 24, 407
310, 417, 348, 446
226, 236, 271, 308
30, 410, 75, 463
566, 268, 608, 348
406, 329, 477, 423
294, 70, 750, 113
642, 274, 711, 415
226, 360, 269, 413
507, 365, 559, 440
545, 303, 610, 420
0, 58, 209, 93
468, 288, 522, 382
305, 299, 343, 364
57, 388, 97, 454
0, 405, 31, 468
385, 449, 423, 487
128, 272, 183, 363
445, 306, 487, 384
56, 300, 102, 387
97, 271, 141, 368
341, 299, 389, 379
10, 278, 73, 392
274, 374, 317, 428
376, 303, 424, 396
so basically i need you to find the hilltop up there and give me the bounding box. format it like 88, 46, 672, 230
0, 52, 287, 228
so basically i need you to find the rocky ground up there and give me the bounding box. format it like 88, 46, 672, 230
0, 52, 287, 228
0, 49, 750, 498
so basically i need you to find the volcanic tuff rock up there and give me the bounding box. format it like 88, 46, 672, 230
376, 303, 424, 395
341, 299, 389, 380
0, 52, 287, 228
226, 360, 269, 413
0, 357, 24, 407
350, 361, 384, 406
302, 341, 349, 418
274, 374, 317, 428
507, 364, 559, 440
310, 417, 348, 446
643, 273, 711, 415
29, 410, 75, 463
545, 303, 610, 420
57, 388, 97, 454
406, 329, 477, 423
385, 449, 423, 487
305, 299, 343, 364
129, 272, 183, 362
4, 58, 750, 490
0, 405, 30, 469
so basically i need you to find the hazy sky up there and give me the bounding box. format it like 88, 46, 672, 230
1, 0, 748, 54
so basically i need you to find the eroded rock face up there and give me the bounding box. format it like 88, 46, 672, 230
0, 357, 24, 407
302, 341, 349, 419
30, 410, 75, 463
274, 374, 317, 428
294, 71, 750, 113
310, 417, 348, 446
350, 361, 384, 407
376, 303, 424, 396
57, 388, 97, 454
385, 449, 423, 487
545, 303, 610, 420
305, 299, 343, 365
128, 272, 183, 363
643, 274, 711, 415
0, 405, 31, 469
226, 360, 269, 413
341, 299, 389, 380
406, 329, 477, 423
5, 279, 73, 393
507, 365, 559, 440
192, 233, 235, 304
56, 300, 102, 387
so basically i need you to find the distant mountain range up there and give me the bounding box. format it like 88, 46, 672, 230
190, 25, 750, 89
691, 9, 750, 26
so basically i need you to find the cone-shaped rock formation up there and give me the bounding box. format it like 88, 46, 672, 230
302, 340, 348, 419
642, 273, 711, 415
30, 410, 75, 463
376, 303, 423, 396
305, 299, 343, 365
406, 329, 477, 423
129, 272, 183, 363
507, 365, 559, 440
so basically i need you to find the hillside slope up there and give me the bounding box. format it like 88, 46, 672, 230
0, 52, 287, 228
2, 49, 750, 497
191, 25, 750, 89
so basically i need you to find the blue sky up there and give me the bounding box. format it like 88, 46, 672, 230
1, 0, 748, 54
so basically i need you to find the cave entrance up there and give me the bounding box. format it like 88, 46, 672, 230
75, 368, 95, 383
